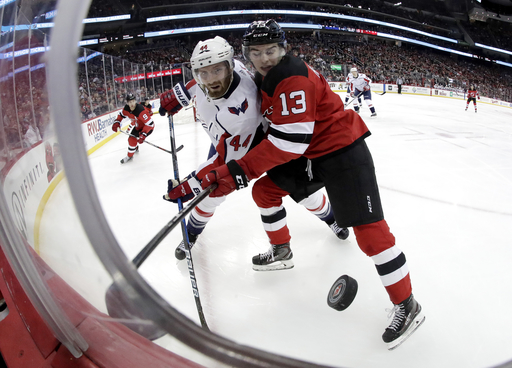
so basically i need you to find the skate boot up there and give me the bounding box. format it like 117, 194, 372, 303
120, 156, 133, 164
465, 107, 468, 111
252, 243, 294, 271
175, 232, 198, 260
371, 112, 377, 117
382, 294, 425, 350
329, 221, 349, 240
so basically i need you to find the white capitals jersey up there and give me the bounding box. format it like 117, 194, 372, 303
345, 73, 357, 92
350, 73, 372, 93
190, 60, 268, 179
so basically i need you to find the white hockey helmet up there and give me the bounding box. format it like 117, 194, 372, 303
190, 36, 234, 80
350, 67, 358, 76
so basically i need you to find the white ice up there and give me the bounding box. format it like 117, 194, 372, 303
39, 92, 512, 368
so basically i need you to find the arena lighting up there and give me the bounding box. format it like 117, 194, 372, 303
147, 9, 457, 44
394, 2, 402, 6
475, 42, 512, 56
144, 22, 321, 38
0, 0, 15, 8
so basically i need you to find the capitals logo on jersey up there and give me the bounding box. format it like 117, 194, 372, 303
228, 98, 249, 116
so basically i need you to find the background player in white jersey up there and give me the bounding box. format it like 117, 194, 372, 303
112, 93, 155, 163
350, 68, 377, 117
345, 67, 362, 111
159, 36, 349, 262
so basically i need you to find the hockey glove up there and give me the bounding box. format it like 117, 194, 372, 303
112, 122, 121, 132
159, 81, 192, 116
201, 160, 248, 197
164, 174, 202, 203
363, 85, 370, 91
138, 132, 147, 144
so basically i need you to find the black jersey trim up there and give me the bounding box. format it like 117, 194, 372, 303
261, 56, 308, 98
268, 126, 312, 144
222, 71, 241, 100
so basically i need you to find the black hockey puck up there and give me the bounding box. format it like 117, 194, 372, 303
327, 275, 358, 311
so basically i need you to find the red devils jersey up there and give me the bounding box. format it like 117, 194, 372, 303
116, 103, 154, 135
240, 55, 370, 180
467, 89, 479, 99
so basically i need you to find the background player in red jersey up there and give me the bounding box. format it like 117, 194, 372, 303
172, 19, 425, 350
141, 97, 153, 114
466, 85, 480, 113
112, 93, 155, 163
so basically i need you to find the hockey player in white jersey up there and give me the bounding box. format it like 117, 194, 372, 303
345, 67, 362, 111
349, 68, 377, 117
159, 36, 349, 265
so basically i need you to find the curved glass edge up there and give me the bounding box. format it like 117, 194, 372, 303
0, 3, 88, 359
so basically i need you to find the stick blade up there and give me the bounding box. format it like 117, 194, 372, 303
105, 283, 167, 341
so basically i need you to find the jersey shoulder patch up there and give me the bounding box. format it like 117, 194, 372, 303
261, 55, 308, 97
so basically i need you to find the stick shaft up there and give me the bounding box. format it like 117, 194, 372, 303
168, 114, 210, 331
119, 129, 182, 154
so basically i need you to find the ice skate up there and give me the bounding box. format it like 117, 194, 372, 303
252, 243, 294, 271
382, 294, 425, 350
120, 156, 133, 164
175, 232, 198, 260
329, 221, 349, 240
465, 107, 468, 111
371, 112, 377, 117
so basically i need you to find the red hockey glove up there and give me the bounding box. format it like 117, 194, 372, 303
201, 161, 248, 197
363, 85, 370, 91
164, 174, 202, 203
350, 92, 354, 98
112, 122, 121, 132
138, 132, 147, 144
159, 81, 192, 116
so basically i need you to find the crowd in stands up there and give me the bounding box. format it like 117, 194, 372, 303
3, 0, 512, 166
100, 30, 512, 103
80, 0, 512, 51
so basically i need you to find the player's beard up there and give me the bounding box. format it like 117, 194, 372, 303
205, 73, 232, 99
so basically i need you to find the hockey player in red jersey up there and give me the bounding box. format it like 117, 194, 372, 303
160, 36, 349, 262
141, 97, 153, 114
465, 85, 480, 113
169, 19, 425, 349
112, 93, 155, 164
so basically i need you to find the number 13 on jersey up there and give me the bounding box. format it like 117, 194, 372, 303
279, 90, 306, 116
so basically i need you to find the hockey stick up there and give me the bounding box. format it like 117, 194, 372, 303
374, 90, 387, 96
346, 91, 364, 106
168, 113, 210, 332
104, 183, 216, 340
119, 129, 183, 155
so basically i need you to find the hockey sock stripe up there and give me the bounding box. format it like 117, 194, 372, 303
371, 245, 403, 265
259, 205, 284, 216
379, 263, 410, 287
375, 252, 406, 277
261, 207, 287, 232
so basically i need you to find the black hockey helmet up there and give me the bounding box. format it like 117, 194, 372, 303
242, 19, 287, 60
126, 93, 136, 102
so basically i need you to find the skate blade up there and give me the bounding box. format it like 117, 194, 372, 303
252, 260, 294, 271
387, 312, 426, 351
